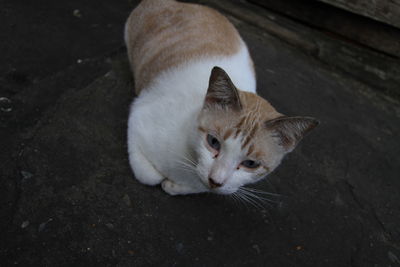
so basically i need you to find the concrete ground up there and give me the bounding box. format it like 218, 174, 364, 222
1, 0, 399, 266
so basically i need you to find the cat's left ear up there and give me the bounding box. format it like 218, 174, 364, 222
204, 66, 242, 110
265, 116, 319, 152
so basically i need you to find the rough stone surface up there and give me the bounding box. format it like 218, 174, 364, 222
1, 1, 399, 266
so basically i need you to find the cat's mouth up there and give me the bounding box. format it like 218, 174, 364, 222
198, 176, 223, 193
197, 173, 236, 194
204, 182, 236, 195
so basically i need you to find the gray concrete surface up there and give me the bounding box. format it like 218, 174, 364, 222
1, 1, 400, 266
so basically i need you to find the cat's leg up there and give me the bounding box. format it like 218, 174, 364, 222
128, 144, 164, 186
161, 179, 209, 195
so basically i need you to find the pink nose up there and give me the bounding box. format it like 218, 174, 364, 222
208, 177, 222, 188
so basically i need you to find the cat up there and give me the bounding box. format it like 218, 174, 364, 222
124, 0, 318, 195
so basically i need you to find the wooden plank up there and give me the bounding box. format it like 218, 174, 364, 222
248, 0, 400, 58
317, 0, 400, 29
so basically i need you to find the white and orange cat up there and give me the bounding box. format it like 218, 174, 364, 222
125, 0, 318, 195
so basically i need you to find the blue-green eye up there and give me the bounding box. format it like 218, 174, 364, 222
207, 134, 220, 151
241, 160, 260, 169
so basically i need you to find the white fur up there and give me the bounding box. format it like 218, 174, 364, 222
128, 44, 256, 195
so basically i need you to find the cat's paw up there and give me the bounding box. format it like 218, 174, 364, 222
161, 179, 182, 196
161, 179, 208, 195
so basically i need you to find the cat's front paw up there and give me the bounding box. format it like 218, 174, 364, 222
161, 179, 209, 195
161, 179, 181, 196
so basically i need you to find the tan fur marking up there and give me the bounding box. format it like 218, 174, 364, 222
234, 116, 246, 138
234, 128, 242, 139
238, 91, 281, 122
126, 0, 243, 94
249, 123, 259, 137
254, 151, 264, 158
235, 116, 246, 129
198, 126, 206, 133
242, 124, 258, 149
247, 144, 255, 156
242, 136, 252, 149
223, 129, 234, 140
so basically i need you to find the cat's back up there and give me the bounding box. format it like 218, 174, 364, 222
125, 0, 244, 93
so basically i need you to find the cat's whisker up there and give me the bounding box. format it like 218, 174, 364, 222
239, 191, 275, 204
175, 161, 197, 174
167, 149, 197, 168
243, 193, 268, 209
241, 186, 281, 196
177, 153, 196, 166
244, 194, 272, 207
243, 194, 265, 210
183, 157, 197, 167
233, 191, 251, 209
183, 152, 197, 166
230, 192, 241, 208
176, 165, 197, 174
236, 189, 265, 209
166, 148, 196, 167
239, 188, 278, 205
239, 187, 276, 208
176, 160, 194, 169
241, 187, 281, 197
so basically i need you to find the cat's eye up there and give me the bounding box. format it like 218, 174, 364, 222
241, 160, 260, 169
206, 134, 221, 151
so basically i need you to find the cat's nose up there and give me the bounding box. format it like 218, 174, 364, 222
208, 177, 222, 188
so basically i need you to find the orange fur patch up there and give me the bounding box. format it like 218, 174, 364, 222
223, 129, 234, 140
125, 0, 245, 94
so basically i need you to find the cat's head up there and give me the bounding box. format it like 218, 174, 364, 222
195, 67, 318, 194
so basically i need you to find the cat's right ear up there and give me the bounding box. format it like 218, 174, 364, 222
265, 116, 319, 152
204, 67, 242, 110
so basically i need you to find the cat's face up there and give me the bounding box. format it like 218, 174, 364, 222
194, 67, 318, 194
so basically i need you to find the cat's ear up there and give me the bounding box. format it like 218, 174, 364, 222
204, 66, 242, 110
265, 116, 319, 152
